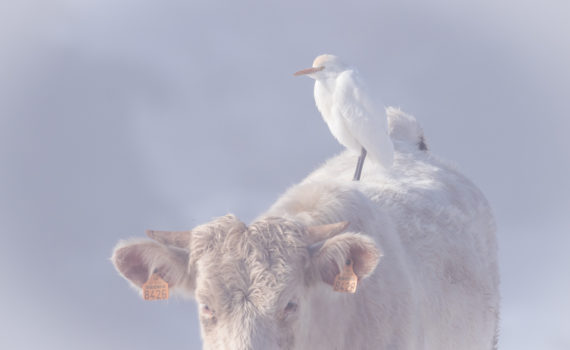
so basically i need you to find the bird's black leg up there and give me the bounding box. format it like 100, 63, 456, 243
353, 147, 367, 181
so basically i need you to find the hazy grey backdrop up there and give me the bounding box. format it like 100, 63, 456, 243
1, 1, 568, 349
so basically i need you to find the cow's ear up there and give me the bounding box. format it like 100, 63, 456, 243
313, 233, 381, 286
112, 239, 194, 294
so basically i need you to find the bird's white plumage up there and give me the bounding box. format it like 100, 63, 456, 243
300, 55, 394, 170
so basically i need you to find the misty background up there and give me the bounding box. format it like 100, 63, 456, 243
1, 1, 568, 349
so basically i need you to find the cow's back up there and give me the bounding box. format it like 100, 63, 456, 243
264, 141, 498, 349
264, 109, 499, 349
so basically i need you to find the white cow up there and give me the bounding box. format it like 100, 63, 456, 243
112, 108, 499, 350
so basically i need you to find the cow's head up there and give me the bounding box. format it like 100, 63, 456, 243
112, 215, 381, 349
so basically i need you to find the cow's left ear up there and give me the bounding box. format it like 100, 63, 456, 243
112, 239, 195, 294
313, 233, 382, 286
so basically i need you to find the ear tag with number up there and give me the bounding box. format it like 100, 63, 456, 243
333, 259, 358, 293
142, 273, 169, 301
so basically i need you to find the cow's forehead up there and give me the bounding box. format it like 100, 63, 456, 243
193, 217, 309, 311
192, 216, 308, 262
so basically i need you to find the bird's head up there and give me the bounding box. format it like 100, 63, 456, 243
293, 54, 348, 80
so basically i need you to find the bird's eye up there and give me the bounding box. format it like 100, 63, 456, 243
284, 301, 298, 314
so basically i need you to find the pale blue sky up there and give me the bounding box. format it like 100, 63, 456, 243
1, 1, 568, 349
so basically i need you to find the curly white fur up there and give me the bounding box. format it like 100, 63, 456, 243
112, 108, 499, 350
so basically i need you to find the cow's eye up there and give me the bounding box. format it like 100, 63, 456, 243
284, 301, 297, 314
200, 303, 215, 318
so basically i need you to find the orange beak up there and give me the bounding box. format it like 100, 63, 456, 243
293, 66, 324, 76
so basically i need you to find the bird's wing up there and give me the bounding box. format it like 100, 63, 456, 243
333, 70, 394, 169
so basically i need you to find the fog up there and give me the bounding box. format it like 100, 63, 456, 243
1, 1, 568, 349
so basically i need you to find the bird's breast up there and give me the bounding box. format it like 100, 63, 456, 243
314, 81, 335, 124
313, 80, 361, 151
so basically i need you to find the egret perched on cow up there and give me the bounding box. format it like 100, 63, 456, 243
294, 54, 394, 181
112, 109, 499, 349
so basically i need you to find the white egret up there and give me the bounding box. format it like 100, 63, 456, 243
294, 54, 394, 180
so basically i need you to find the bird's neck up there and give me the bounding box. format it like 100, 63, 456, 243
315, 77, 337, 94
314, 79, 336, 119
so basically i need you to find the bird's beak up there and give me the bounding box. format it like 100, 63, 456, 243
293, 66, 324, 76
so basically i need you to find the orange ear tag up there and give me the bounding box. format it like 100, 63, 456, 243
142, 273, 169, 301
333, 259, 358, 293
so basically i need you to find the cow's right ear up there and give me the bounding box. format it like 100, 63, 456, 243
112, 239, 195, 294
312, 233, 382, 286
